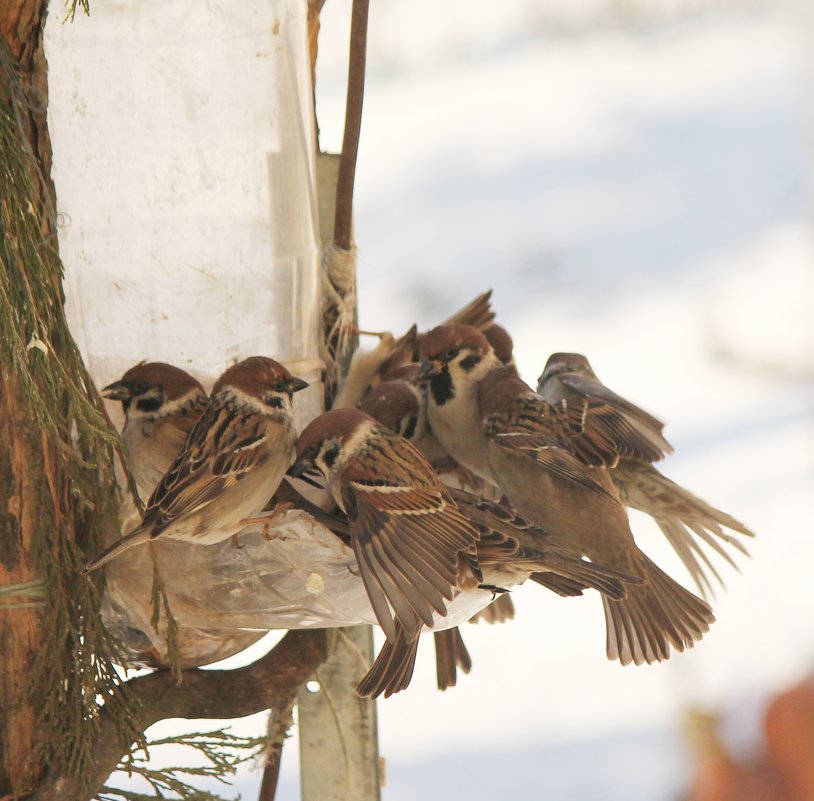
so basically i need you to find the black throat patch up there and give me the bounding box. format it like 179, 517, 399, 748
428, 368, 455, 406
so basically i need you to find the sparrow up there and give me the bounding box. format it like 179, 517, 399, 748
83, 356, 308, 573
102, 362, 208, 500
537, 352, 671, 454
354, 385, 644, 692
358, 377, 639, 599
418, 324, 715, 666
333, 289, 496, 410
289, 407, 483, 645
538, 352, 753, 598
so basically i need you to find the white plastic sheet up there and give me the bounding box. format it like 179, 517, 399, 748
45, 0, 338, 666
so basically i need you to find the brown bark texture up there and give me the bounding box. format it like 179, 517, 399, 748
0, 1, 52, 796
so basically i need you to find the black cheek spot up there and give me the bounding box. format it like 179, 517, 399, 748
264, 396, 284, 409
136, 397, 162, 413
459, 354, 481, 372
322, 444, 340, 469
401, 414, 417, 441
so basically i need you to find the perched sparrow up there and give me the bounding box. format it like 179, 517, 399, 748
83, 357, 308, 573
537, 352, 671, 453
289, 408, 483, 644
102, 362, 208, 500
418, 324, 715, 666
334, 290, 496, 410
287, 408, 635, 695
538, 351, 753, 597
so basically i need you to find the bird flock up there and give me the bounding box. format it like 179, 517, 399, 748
85, 291, 753, 698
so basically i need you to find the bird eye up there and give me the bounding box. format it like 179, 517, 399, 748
131, 382, 148, 395
445, 347, 459, 360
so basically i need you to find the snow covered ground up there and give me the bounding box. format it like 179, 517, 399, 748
62, 1, 814, 799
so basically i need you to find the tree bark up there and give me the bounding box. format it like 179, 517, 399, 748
0, 1, 53, 796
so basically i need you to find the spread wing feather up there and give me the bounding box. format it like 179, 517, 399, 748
341, 431, 480, 642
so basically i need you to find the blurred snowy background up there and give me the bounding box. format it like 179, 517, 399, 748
53, 0, 814, 798
294, 1, 814, 798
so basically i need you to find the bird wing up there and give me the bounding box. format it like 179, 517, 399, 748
557, 373, 673, 460
340, 437, 481, 642
443, 289, 495, 330
549, 396, 671, 467
483, 403, 612, 497
143, 404, 272, 534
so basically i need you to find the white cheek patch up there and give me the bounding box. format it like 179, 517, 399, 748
223, 386, 293, 419
330, 419, 376, 476
158, 387, 206, 417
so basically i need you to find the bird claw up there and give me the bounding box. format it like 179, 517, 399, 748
240, 502, 295, 540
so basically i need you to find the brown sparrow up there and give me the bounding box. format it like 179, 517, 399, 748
538, 351, 753, 598
333, 289, 496, 410
83, 357, 308, 573
289, 407, 483, 644
345, 389, 641, 693
102, 362, 208, 500
418, 324, 715, 666
537, 352, 671, 453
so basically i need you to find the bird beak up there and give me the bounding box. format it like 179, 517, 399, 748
417, 358, 443, 381
285, 377, 309, 395
101, 380, 131, 401
288, 452, 314, 478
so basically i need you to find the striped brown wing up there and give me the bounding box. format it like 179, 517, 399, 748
558, 372, 669, 437
143, 403, 271, 534
484, 399, 611, 498
341, 431, 480, 642
547, 396, 670, 467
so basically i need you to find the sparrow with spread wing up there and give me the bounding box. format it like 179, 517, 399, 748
418, 324, 715, 666
538, 351, 754, 598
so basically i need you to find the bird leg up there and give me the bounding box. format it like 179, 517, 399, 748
240, 502, 295, 540
352, 327, 390, 339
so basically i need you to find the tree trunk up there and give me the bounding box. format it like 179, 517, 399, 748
0, 2, 54, 795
